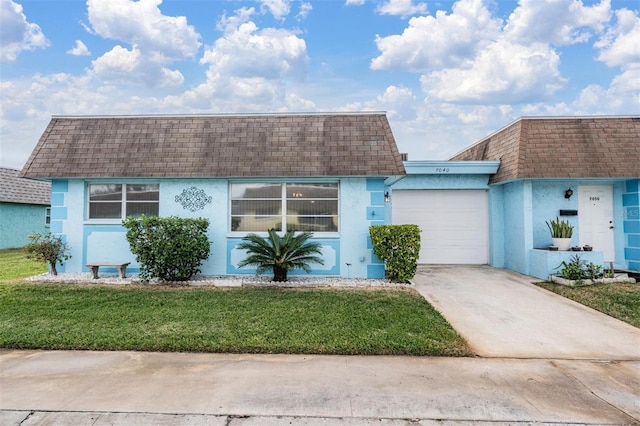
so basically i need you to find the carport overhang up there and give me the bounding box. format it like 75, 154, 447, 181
385, 160, 501, 186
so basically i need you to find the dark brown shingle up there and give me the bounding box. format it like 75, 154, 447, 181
450, 117, 640, 183
20, 113, 406, 179
0, 167, 50, 205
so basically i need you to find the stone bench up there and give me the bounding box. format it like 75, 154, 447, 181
86, 262, 131, 279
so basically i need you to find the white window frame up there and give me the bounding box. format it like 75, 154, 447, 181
87, 183, 160, 221
229, 181, 339, 235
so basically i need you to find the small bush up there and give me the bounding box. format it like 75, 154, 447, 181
556, 254, 604, 283
370, 225, 421, 283
237, 229, 324, 282
123, 215, 211, 281
23, 233, 71, 276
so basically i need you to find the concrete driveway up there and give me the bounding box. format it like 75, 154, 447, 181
412, 265, 640, 359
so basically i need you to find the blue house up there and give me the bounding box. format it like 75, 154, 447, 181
389, 116, 640, 279
0, 167, 51, 250
19, 113, 406, 278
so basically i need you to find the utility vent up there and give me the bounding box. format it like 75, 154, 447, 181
400, 153, 408, 161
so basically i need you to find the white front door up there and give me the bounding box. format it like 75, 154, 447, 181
578, 186, 615, 261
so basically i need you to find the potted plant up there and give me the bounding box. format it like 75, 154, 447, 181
546, 217, 573, 251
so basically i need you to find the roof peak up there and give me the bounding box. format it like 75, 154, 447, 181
51, 111, 387, 119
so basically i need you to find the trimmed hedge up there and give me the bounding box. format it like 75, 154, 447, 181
123, 215, 211, 281
370, 224, 421, 283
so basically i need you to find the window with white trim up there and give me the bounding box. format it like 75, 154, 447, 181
230, 183, 339, 232
88, 184, 159, 220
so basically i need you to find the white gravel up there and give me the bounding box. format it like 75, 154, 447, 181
25, 272, 412, 288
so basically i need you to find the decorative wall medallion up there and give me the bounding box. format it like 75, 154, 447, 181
175, 186, 212, 212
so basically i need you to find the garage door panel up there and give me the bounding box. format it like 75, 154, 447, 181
392, 190, 488, 264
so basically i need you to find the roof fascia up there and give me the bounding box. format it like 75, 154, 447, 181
403, 160, 501, 175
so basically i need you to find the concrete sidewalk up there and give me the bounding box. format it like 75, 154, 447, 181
3, 266, 640, 425
1, 350, 639, 425
413, 265, 640, 360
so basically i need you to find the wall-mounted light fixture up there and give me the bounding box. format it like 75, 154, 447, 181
564, 189, 573, 199
384, 191, 390, 203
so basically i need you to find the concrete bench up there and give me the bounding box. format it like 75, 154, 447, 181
86, 262, 131, 279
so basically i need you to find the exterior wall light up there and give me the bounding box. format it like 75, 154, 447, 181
565, 189, 573, 199
384, 191, 390, 203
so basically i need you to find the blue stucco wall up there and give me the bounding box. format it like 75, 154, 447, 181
531, 181, 578, 249
490, 179, 631, 277
0, 202, 49, 249
50, 177, 385, 279
624, 179, 640, 271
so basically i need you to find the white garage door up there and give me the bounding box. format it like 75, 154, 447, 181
392, 190, 489, 264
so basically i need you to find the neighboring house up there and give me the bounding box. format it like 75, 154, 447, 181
19, 113, 406, 278
389, 116, 640, 279
0, 167, 51, 249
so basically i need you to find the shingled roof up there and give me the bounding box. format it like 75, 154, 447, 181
20, 113, 406, 179
0, 167, 50, 205
450, 116, 640, 184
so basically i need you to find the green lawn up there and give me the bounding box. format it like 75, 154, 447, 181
0, 248, 471, 356
0, 248, 48, 280
536, 282, 640, 328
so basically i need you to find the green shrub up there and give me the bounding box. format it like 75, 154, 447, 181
23, 233, 71, 276
369, 225, 421, 283
123, 215, 211, 281
237, 229, 324, 282
555, 254, 604, 283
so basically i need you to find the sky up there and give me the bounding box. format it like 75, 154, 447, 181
1, 0, 639, 170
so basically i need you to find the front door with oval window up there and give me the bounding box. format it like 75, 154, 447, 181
578, 186, 615, 262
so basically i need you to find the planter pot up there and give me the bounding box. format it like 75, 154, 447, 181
551, 238, 572, 251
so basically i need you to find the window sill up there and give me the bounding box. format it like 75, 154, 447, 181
84, 219, 124, 226
227, 232, 340, 239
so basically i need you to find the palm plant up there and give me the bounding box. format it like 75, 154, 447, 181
237, 229, 325, 282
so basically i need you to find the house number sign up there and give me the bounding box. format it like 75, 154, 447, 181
435, 167, 450, 173
175, 186, 212, 212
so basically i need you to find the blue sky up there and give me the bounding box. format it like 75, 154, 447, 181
1, 0, 639, 170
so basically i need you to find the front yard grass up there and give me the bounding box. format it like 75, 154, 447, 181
0, 283, 472, 356
536, 282, 640, 328
0, 249, 471, 356
0, 247, 47, 280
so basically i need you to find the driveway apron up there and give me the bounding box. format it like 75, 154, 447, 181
412, 265, 640, 359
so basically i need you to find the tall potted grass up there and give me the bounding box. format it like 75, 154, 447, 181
546, 217, 573, 251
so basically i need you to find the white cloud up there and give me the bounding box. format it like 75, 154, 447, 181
297, 2, 312, 20
345, 0, 365, 5
90, 45, 184, 88
595, 8, 640, 67
376, 0, 427, 17
375, 86, 417, 120
87, 0, 201, 62
202, 19, 308, 81
260, 0, 290, 20
504, 0, 611, 46
422, 39, 566, 104
85, 0, 200, 87
0, 0, 49, 62
371, 0, 502, 71
67, 40, 91, 56
160, 9, 311, 111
